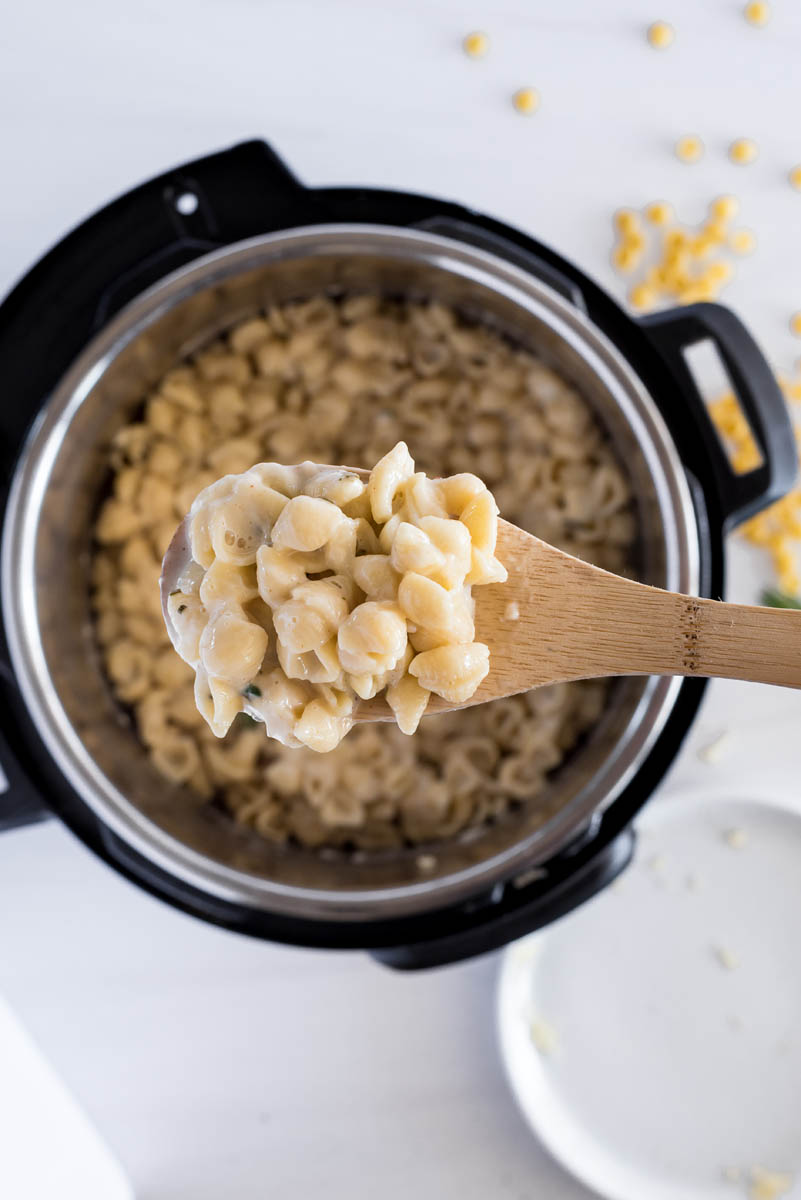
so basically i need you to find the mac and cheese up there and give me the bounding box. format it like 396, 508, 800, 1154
91, 294, 635, 848
168, 445, 507, 752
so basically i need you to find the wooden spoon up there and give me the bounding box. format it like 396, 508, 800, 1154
161, 476, 801, 726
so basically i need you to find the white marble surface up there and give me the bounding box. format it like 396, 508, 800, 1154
2, 0, 801, 1196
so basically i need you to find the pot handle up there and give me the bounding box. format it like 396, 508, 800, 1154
370, 826, 634, 970
639, 303, 797, 531
0, 139, 310, 479
412, 216, 587, 312
0, 726, 49, 832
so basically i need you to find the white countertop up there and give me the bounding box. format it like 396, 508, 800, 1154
2, 1, 801, 1196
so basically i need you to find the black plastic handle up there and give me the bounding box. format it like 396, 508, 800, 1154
0, 726, 49, 832
413, 215, 587, 312
371, 826, 634, 970
0, 140, 310, 482
639, 303, 797, 531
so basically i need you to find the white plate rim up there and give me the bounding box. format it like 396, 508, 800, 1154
495, 787, 801, 1200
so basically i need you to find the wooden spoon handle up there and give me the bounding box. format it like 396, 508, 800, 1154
511, 539, 801, 690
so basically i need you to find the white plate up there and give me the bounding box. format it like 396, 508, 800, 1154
497, 791, 801, 1200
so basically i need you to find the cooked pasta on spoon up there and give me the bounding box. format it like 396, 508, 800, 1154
161, 443, 508, 752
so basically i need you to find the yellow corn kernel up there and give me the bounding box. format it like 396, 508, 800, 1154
644, 200, 674, 225
512, 87, 540, 115
729, 228, 757, 255
614, 209, 641, 235
679, 282, 716, 304
744, 1, 771, 26
664, 229, 690, 253
645, 265, 666, 289
625, 230, 646, 253
774, 545, 797, 575
710, 195, 740, 223
785, 381, 801, 402
743, 514, 768, 542
691, 235, 717, 260
675, 135, 704, 163
462, 31, 490, 58
702, 219, 729, 245
729, 137, 759, 165
629, 283, 657, 311
613, 243, 642, 273
647, 20, 675, 48
789, 166, 801, 192
706, 261, 734, 285
669, 270, 694, 294
790, 313, 801, 337
780, 566, 801, 595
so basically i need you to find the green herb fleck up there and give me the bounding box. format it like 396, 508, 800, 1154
761, 588, 801, 609
177, 604, 186, 614
243, 684, 262, 698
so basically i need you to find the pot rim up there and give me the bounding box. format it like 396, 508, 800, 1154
1, 223, 699, 920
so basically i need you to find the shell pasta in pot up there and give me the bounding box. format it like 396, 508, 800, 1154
91, 294, 636, 849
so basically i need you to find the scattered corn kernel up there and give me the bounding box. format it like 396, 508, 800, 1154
647, 20, 675, 48
789, 166, 801, 192
749, 1165, 793, 1200
791, 313, 801, 337
675, 135, 704, 163
729, 137, 759, 165
744, 1, 771, 26
613, 243, 642, 272
629, 283, 657, 310
710, 194, 740, 223
710, 386, 801, 595
512, 87, 540, 115
645, 200, 673, 225
462, 31, 490, 58
706, 260, 734, 284
614, 208, 641, 235
730, 228, 757, 255
664, 228, 690, 253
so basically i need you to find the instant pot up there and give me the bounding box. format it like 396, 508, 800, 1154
0, 139, 794, 969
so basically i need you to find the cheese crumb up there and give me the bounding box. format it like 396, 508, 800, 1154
724, 827, 748, 849
714, 945, 740, 971
749, 1166, 793, 1200
416, 853, 437, 873
698, 731, 730, 763
504, 601, 520, 621
529, 1016, 558, 1055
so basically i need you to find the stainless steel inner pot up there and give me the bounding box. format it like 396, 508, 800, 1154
2, 226, 699, 920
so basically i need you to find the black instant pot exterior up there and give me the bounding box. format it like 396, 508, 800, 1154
0, 140, 795, 969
